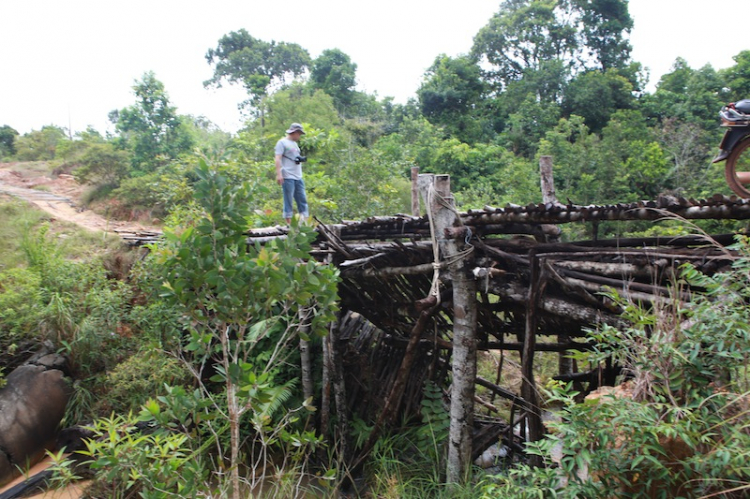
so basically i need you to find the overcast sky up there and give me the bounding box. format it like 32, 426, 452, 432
1, 0, 748, 136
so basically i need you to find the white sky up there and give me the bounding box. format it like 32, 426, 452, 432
1, 0, 748, 136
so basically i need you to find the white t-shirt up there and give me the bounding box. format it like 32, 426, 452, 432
274, 138, 303, 180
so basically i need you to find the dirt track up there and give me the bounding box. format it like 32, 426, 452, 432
0, 163, 159, 235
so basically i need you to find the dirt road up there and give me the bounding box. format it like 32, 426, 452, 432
0, 163, 159, 235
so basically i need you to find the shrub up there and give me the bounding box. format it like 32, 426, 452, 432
105, 349, 191, 414
76, 413, 209, 498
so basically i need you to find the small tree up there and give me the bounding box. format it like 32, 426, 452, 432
110, 72, 195, 174
74, 143, 131, 186
157, 159, 339, 498
0, 125, 19, 158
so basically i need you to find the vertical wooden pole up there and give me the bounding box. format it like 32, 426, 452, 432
522, 253, 544, 467
411, 166, 420, 216
539, 156, 571, 376
421, 174, 478, 484
319, 324, 331, 437
539, 155, 557, 206
539, 155, 562, 244
300, 336, 313, 400
299, 307, 314, 405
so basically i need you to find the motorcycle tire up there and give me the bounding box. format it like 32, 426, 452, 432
725, 136, 750, 198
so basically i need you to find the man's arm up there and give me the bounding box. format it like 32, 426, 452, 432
274, 154, 284, 185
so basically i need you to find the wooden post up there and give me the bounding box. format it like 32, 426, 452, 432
539, 156, 571, 376
539, 156, 562, 244
299, 307, 313, 404
539, 156, 557, 205
300, 337, 313, 400
420, 174, 478, 484
319, 333, 330, 435
411, 166, 420, 216
522, 253, 544, 467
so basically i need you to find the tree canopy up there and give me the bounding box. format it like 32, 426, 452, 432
205, 29, 311, 107
109, 72, 194, 174
3, 0, 748, 230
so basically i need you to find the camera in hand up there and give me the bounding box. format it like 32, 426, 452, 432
295, 156, 307, 164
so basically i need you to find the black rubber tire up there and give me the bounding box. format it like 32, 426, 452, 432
725, 136, 750, 198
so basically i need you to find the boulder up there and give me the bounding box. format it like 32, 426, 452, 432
0, 364, 72, 487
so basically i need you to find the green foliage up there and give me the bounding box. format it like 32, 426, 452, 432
183, 115, 233, 157
472, 0, 579, 88
260, 84, 342, 138
364, 424, 487, 499
563, 69, 636, 132
46, 449, 82, 491
481, 464, 563, 498
643, 58, 729, 130
538, 111, 675, 207
0, 124, 19, 158
722, 50, 750, 100
55, 126, 107, 167
418, 54, 488, 143
155, 159, 339, 495
14, 125, 67, 161
77, 413, 209, 498
205, 29, 311, 107
416, 381, 450, 463
570, 0, 634, 71
73, 142, 131, 186
109, 72, 195, 174
0, 267, 42, 363
105, 349, 191, 414
110, 156, 202, 217
16, 225, 131, 367
310, 48, 358, 114
158, 159, 339, 372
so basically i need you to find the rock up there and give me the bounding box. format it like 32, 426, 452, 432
33, 353, 69, 375
0, 450, 12, 489
56, 426, 96, 453
0, 365, 72, 487
473, 443, 510, 468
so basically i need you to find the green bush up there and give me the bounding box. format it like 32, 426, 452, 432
105, 349, 191, 414
76, 413, 209, 498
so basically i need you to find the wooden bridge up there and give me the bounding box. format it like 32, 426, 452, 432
241, 165, 748, 476
121, 164, 750, 477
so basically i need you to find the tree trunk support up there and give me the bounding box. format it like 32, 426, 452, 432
418, 174, 478, 485
299, 308, 313, 403
539, 156, 573, 377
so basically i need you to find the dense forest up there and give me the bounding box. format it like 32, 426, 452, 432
1, 0, 750, 497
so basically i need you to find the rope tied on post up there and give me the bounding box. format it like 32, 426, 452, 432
425, 182, 475, 304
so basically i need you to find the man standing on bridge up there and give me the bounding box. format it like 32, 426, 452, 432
274, 123, 309, 224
